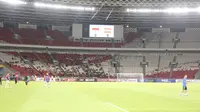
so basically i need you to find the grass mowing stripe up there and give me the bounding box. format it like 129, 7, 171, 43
1, 82, 200, 112
106, 102, 129, 112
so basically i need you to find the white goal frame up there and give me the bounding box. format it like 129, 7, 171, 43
117, 73, 144, 82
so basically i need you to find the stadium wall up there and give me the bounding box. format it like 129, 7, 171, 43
3, 76, 200, 83
72, 24, 83, 38
114, 25, 123, 39
31, 77, 200, 83
195, 70, 200, 79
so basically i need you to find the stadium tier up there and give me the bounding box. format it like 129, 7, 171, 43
0, 27, 123, 47
0, 51, 113, 77
0, 26, 200, 79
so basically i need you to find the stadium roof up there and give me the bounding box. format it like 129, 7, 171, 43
1, 0, 200, 25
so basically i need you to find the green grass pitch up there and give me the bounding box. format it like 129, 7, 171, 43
0, 82, 200, 112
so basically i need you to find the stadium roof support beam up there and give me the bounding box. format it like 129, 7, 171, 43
90, 4, 104, 20
1, 44, 200, 55
156, 33, 163, 78
169, 33, 180, 78
140, 39, 148, 76
106, 8, 114, 21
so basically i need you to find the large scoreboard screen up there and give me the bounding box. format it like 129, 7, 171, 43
89, 25, 114, 38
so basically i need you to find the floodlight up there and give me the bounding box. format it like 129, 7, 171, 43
127, 8, 162, 13
34, 3, 67, 9
127, 7, 200, 14
137, 9, 152, 13
85, 7, 95, 11
0, 0, 27, 5
163, 8, 193, 13
197, 7, 200, 13
34, 2, 95, 11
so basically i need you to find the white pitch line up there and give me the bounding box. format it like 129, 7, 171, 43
106, 102, 129, 112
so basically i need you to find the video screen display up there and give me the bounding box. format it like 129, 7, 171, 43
89, 25, 114, 38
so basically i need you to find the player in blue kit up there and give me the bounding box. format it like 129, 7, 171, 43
180, 75, 188, 96
44, 73, 50, 88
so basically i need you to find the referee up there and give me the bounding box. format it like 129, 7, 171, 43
14, 72, 19, 84
25, 75, 30, 86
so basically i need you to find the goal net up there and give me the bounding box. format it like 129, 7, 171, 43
117, 73, 144, 82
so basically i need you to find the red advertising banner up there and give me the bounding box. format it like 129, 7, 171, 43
65, 78, 77, 82
109, 79, 117, 82
97, 78, 109, 82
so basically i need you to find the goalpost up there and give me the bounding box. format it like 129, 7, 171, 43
117, 73, 144, 82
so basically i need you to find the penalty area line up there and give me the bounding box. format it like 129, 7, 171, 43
106, 102, 129, 112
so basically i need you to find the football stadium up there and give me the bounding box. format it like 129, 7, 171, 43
0, 0, 200, 112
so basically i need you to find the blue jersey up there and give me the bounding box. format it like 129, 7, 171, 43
45, 76, 50, 82
182, 78, 187, 87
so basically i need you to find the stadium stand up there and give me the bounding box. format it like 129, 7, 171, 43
125, 32, 200, 78
1, 27, 124, 48
0, 26, 199, 79
2, 1, 200, 111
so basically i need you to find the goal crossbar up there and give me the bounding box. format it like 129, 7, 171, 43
117, 73, 144, 82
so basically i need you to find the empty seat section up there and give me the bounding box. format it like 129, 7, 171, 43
46, 30, 66, 39
115, 43, 122, 48
38, 39, 51, 45
20, 38, 38, 45
52, 40, 68, 46
35, 29, 45, 38
72, 42, 82, 47
150, 69, 198, 79
14, 28, 35, 38
88, 42, 112, 47
0, 37, 20, 44
124, 32, 139, 43
0, 28, 13, 38
82, 42, 89, 47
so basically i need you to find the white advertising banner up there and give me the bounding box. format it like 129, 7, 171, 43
18, 24, 37, 29
176, 79, 200, 83
118, 79, 137, 82
36, 78, 44, 82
